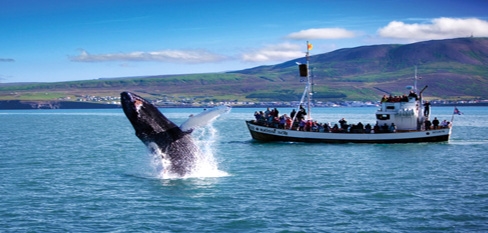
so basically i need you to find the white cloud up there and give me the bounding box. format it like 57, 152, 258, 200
0, 58, 15, 62
241, 43, 305, 62
70, 49, 228, 64
286, 28, 357, 40
378, 17, 488, 41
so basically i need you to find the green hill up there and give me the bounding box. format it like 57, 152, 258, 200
1, 37, 487, 103
233, 37, 488, 101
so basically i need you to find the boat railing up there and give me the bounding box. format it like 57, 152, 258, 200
248, 120, 451, 135
249, 120, 392, 134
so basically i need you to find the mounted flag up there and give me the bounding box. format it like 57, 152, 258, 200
453, 107, 463, 115
307, 42, 313, 51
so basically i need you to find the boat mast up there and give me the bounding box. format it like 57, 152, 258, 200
306, 41, 312, 120
289, 42, 313, 129
414, 66, 418, 93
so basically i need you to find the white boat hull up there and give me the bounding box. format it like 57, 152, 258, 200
246, 121, 451, 143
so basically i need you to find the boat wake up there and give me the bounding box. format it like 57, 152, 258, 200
448, 140, 488, 145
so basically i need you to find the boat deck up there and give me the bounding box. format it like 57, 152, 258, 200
246, 121, 451, 143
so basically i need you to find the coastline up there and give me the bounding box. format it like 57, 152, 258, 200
0, 100, 120, 110
0, 100, 487, 110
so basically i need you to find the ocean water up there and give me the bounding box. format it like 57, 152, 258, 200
1, 106, 487, 232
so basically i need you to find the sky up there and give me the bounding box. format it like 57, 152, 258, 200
1, 0, 488, 83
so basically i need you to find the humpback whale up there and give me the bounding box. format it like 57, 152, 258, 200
120, 91, 230, 177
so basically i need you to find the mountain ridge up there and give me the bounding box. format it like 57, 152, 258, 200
1, 37, 487, 103
231, 37, 488, 100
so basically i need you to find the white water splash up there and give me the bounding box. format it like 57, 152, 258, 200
144, 122, 229, 179
191, 124, 229, 178
145, 142, 165, 177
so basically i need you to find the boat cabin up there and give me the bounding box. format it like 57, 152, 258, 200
376, 96, 420, 131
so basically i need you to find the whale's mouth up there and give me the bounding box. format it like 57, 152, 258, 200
121, 92, 133, 106
122, 92, 138, 103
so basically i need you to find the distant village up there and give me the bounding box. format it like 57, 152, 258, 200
73, 94, 488, 108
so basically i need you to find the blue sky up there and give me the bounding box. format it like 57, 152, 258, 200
1, 0, 488, 83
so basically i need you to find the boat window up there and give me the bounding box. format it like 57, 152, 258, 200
376, 114, 390, 120
386, 106, 395, 110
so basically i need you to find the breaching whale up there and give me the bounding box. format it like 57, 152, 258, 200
120, 91, 230, 177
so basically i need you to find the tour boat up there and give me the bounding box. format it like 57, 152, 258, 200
245, 42, 454, 143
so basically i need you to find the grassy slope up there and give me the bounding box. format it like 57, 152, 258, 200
1, 38, 487, 102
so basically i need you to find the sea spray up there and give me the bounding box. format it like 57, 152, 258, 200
191, 124, 229, 178
144, 117, 229, 179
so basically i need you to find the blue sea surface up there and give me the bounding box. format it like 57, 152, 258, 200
1, 106, 487, 232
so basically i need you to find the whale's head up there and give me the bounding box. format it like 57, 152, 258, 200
121, 91, 183, 143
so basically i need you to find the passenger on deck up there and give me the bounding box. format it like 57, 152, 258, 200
424, 101, 431, 116
387, 95, 393, 102
425, 119, 432, 130
267, 113, 274, 126
311, 121, 319, 132
296, 108, 306, 121
317, 123, 323, 132
339, 118, 348, 130
357, 122, 364, 132
274, 116, 281, 128
409, 90, 418, 100
273, 108, 279, 118
290, 109, 296, 120
373, 123, 380, 133
254, 111, 266, 125
306, 120, 313, 132
298, 119, 306, 131
254, 111, 261, 121
388, 95, 402, 102
389, 123, 397, 133
401, 94, 408, 102
279, 114, 287, 129
299, 104, 306, 114
432, 117, 440, 129
285, 116, 292, 129
441, 120, 449, 128
365, 123, 372, 133
331, 124, 340, 133
350, 122, 364, 133
381, 95, 388, 102
322, 123, 330, 132
264, 108, 271, 118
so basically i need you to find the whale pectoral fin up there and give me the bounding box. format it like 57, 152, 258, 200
180, 115, 205, 133
180, 105, 231, 132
